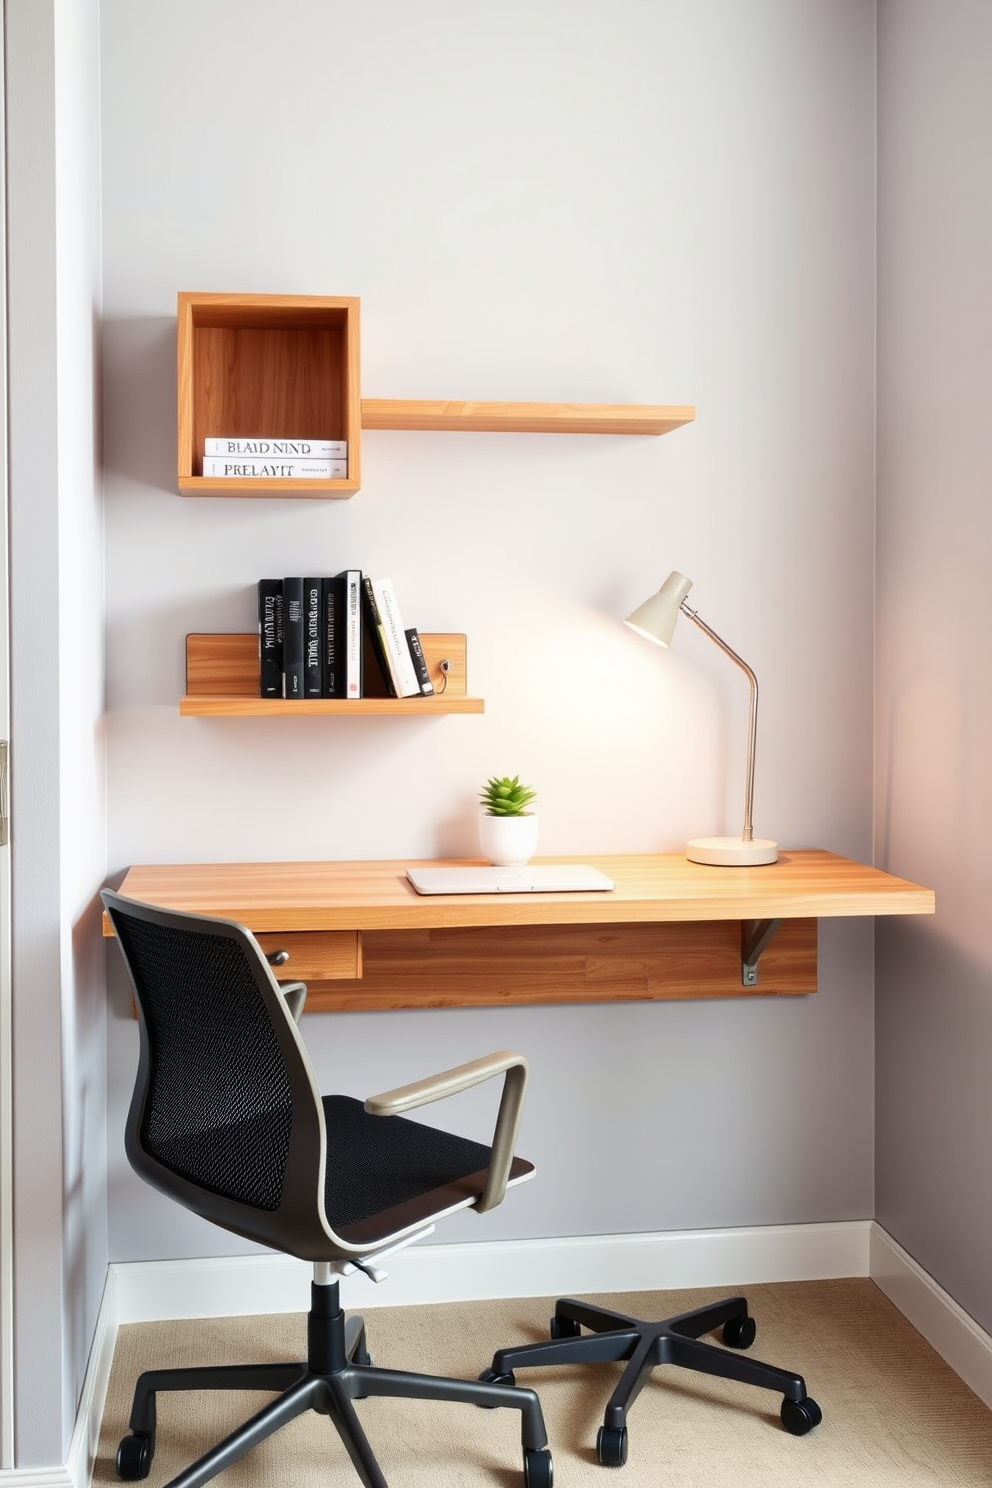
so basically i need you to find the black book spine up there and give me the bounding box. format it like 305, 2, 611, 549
258, 579, 283, 697
360, 576, 397, 696
405, 628, 434, 695
303, 577, 323, 696
282, 576, 305, 699
321, 575, 339, 698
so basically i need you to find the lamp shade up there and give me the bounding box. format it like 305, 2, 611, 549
622, 567, 778, 867
624, 571, 693, 647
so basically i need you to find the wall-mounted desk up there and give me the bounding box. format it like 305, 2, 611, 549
103, 850, 934, 1013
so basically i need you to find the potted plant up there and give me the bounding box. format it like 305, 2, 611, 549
478, 774, 539, 867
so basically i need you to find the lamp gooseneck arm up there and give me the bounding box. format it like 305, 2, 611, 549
680, 599, 758, 844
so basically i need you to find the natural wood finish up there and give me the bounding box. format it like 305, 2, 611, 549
293, 919, 817, 1012
360, 400, 696, 436
254, 931, 362, 982
185, 633, 259, 697
180, 633, 483, 716
103, 851, 934, 935
102, 851, 934, 1011
177, 293, 361, 498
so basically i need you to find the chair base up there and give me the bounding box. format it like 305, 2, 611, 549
116, 1281, 553, 1488
483, 1293, 821, 1468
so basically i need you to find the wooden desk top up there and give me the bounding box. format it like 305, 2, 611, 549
104, 850, 934, 935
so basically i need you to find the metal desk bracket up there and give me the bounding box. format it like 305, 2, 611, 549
741, 919, 782, 986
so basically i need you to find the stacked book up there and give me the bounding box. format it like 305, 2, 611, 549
203, 436, 347, 480
258, 574, 435, 700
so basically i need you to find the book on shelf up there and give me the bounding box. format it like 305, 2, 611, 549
202, 457, 347, 479
303, 578, 323, 697
320, 574, 342, 698
405, 628, 435, 695
257, 579, 283, 697
371, 577, 421, 698
205, 437, 347, 460
360, 577, 398, 697
254, 569, 431, 703
337, 569, 363, 700
281, 577, 305, 699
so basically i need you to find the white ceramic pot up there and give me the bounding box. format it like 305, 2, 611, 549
479, 812, 539, 868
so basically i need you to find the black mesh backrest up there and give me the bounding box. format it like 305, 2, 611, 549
112, 905, 294, 1212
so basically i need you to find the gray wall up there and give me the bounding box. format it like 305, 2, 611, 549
17, 0, 992, 1469
6, 0, 106, 1466
101, 0, 878, 1264
876, 1, 992, 1332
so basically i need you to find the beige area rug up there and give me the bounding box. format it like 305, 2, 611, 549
95, 1280, 992, 1487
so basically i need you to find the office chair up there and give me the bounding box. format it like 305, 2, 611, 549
480, 1277, 822, 1468
102, 890, 553, 1488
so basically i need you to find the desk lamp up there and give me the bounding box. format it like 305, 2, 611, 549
624, 570, 778, 866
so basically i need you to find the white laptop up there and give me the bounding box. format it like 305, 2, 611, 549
406, 865, 616, 895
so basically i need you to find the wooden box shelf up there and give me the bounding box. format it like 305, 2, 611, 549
177, 293, 362, 499
181, 632, 483, 716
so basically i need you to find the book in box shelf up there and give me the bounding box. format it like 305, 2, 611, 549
371, 577, 421, 698
258, 580, 283, 697
303, 578, 323, 697
202, 458, 347, 479
405, 628, 435, 695
205, 437, 347, 460
281, 577, 305, 699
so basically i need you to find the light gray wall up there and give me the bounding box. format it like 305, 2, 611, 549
101, 0, 878, 1265
875, 1, 992, 1332
6, 0, 106, 1466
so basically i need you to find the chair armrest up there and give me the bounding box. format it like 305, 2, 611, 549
278, 981, 307, 1024
365, 1050, 529, 1213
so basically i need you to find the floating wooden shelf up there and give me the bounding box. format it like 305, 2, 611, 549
177, 292, 362, 498
180, 632, 483, 717
360, 400, 695, 435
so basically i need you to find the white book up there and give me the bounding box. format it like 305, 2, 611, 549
370, 578, 421, 698
202, 458, 347, 479
204, 437, 347, 459
339, 570, 362, 699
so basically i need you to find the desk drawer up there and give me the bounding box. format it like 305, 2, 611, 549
255, 931, 362, 982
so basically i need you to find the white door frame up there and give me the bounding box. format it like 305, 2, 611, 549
0, 0, 14, 1464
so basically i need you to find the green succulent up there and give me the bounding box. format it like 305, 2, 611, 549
479, 774, 537, 817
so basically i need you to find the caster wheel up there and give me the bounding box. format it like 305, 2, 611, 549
523, 1446, 554, 1487
596, 1425, 628, 1468
723, 1314, 756, 1349
550, 1314, 582, 1340
116, 1433, 152, 1481
477, 1366, 515, 1407
781, 1396, 822, 1436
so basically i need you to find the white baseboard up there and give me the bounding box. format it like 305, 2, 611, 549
0, 1472, 73, 1488
869, 1222, 992, 1411
65, 1268, 121, 1488
38, 1219, 992, 1488
0, 1270, 120, 1488
8, 1221, 868, 1488
112, 1220, 873, 1323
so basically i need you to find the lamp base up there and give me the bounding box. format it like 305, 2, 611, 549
686, 836, 779, 867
